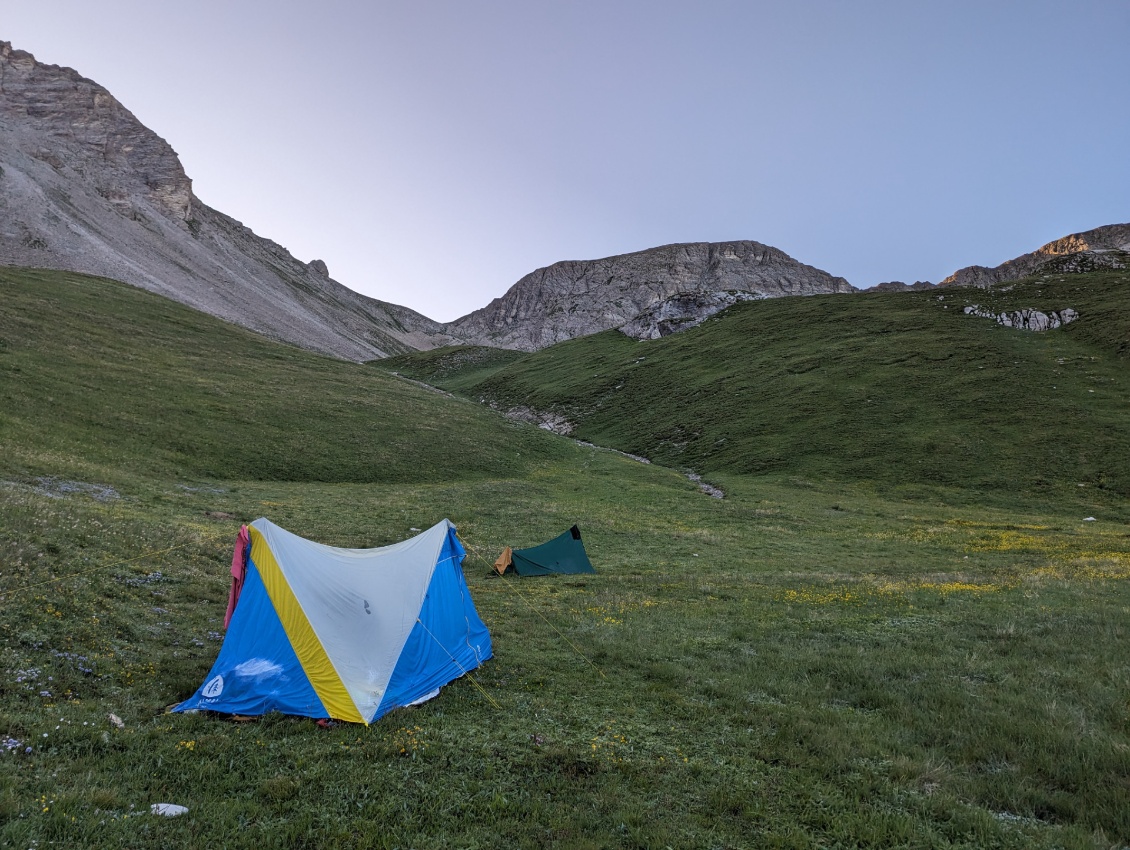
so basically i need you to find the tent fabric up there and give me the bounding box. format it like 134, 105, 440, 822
493, 546, 513, 575
495, 525, 595, 576
180, 559, 328, 718
223, 525, 250, 629
175, 518, 491, 724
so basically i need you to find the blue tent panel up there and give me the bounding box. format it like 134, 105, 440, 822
376, 525, 493, 718
173, 560, 328, 718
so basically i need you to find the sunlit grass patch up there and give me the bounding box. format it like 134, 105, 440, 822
780, 585, 895, 606
588, 720, 632, 764
868, 525, 961, 544
912, 580, 1007, 596
1032, 551, 1130, 581
779, 578, 1013, 610
579, 597, 661, 626
867, 515, 1130, 588
966, 529, 1059, 553
387, 725, 427, 758
964, 525, 1130, 582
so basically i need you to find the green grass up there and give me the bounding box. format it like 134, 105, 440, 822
0, 268, 573, 485
381, 345, 527, 393
420, 269, 1130, 505
1, 268, 1128, 848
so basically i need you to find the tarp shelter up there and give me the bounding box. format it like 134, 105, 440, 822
175, 518, 492, 724
494, 525, 596, 576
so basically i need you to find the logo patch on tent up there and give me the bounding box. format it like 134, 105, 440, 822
202, 675, 224, 699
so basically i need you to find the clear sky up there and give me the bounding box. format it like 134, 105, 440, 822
7, 1, 1129, 321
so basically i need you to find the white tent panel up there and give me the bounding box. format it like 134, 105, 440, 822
252, 518, 449, 721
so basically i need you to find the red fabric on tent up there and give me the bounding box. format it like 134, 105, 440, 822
223, 525, 250, 629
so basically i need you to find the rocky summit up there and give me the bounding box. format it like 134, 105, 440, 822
941, 223, 1130, 288
6, 40, 1125, 363
862, 280, 936, 293
0, 41, 446, 361
444, 241, 854, 351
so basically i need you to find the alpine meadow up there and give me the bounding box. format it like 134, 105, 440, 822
2, 265, 1128, 849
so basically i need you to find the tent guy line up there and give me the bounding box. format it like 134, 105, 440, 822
414, 617, 501, 711
461, 536, 607, 680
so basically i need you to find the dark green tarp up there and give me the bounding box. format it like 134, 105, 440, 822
496, 525, 595, 576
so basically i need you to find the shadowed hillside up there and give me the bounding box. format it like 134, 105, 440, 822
0, 268, 570, 484
380, 345, 527, 393
393, 269, 1130, 502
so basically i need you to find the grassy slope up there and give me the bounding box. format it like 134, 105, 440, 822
0, 269, 572, 485
1, 269, 1128, 848
447, 270, 1130, 503
381, 345, 527, 393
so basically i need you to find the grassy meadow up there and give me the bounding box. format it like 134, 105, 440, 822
1, 268, 1128, 848
388, 269, 1130, 504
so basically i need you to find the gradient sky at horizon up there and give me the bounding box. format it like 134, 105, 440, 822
7, 1, 1129, 321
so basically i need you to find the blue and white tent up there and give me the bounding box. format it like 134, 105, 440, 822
175, 518, 492, 724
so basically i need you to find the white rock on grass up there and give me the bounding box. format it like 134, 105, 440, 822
151, 803, 189, 817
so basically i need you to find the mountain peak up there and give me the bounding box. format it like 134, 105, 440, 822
941, 223, 1130, 288
0, 40, 193, 222
0, 40, 445, 360
444, 240, 853, 350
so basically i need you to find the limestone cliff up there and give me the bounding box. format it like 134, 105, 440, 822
940, 223, 1130, 288
0, 41, 447, 360
444, 241, 854, 350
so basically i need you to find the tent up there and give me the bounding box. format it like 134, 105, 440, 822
175, 518, 491, 724
493, 525, 596, 576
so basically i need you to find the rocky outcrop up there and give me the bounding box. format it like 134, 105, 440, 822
0, 42, 191, 222
941, 224, 1130, 288
444, 241, 853, 351
0, 41, 448, 360
618, 290, 767, 339
0, 44, 853, 359
500, 406, 575, 435
863, 280, 935, 293
962, 305, 1079, 331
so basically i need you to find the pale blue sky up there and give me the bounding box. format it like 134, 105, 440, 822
7, 1, 1129, 320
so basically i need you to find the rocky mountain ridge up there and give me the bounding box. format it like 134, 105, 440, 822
0, 41, 446, 360
3, 40, 1126, 362
863, 280, 936, 293
444, 241, 854, 351
940, 223, 1130, 288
